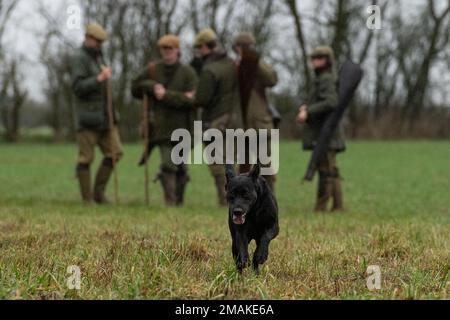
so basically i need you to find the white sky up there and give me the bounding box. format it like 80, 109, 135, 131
4, 0, 84, 100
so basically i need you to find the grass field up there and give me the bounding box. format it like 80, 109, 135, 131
0, 141, 449, 300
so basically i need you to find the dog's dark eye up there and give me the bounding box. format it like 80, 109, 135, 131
245, 192, 253, 198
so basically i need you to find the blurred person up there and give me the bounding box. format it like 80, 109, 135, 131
233, 32, 279, 193
71, 23, 123, 204
131, 35, 198, 206
193, 28, 242, 207
296, 46, 344, 212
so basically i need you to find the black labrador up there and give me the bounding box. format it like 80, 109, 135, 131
225, 164, 279, 273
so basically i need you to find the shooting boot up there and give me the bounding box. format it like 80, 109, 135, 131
158, 170, 177, 206
214, 174, 228, 207
93, 158, 113, 204
332, 177, 344, 212
76, 164, 92, 203
314, 172, 333, 212
175, 170, 190, 207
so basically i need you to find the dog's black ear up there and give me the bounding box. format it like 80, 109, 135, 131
249, 163, 260, 182
225, 164, 236, 183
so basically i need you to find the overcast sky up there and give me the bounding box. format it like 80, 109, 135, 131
4, 0, 84, 100
3, 0, 449, 105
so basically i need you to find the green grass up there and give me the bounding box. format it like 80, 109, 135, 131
0, 141, 449, 300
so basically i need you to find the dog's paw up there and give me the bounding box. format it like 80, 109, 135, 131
236, 258, 249, 271
253, 250, 268, 266
252, 263, 261, 275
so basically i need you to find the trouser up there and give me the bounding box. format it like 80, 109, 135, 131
238, 125, 277, 193
315, 151, 343, 212
75, 126, 123, 203
76, 126, 123, 164
157, 142, 190, 206
205, 113, 240, 206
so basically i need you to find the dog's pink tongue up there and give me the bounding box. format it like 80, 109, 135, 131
233, 215, 245, 225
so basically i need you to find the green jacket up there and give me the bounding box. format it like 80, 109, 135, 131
195, 51, 241, 125
301, 66, 345, 152
131, 61, 198, 142
71, 46, 116, 131
245, 60, 278, 129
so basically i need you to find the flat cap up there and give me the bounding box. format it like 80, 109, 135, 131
86, 23, 108, 42
194, 28, 218, 47
310, 46, 335, 62
157, 34, 180, 48
234, 32, 256, 46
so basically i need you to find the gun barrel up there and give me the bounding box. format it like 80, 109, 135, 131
302, 60, 363, 183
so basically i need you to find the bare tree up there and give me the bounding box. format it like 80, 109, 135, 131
284, 0, 311, 93
0, 0, 19, 54
40, 41, 76, 141
22, 0, 450, 140
81, 0, 193, 140
395, 0, 450, 118
1, 0, 26, 142
37, 2, 78, 141
224, 0, 279, 56
1, 60, 28, 142
0, 0, 18, 104
188, 0, 238, 47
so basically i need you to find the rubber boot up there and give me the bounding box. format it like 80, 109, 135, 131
314, 172, 333, 212
175, 170, 190, 206
157, 170, 177, 206
93, 158, 113, 204
76, 164, 92, 203
214, 174, 227, 207
332, 177, 344, 211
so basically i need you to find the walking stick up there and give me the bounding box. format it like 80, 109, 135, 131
104, 67, 120, 204
142, 93, 150, 205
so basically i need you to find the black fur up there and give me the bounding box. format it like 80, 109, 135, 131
225, 164, 279, 273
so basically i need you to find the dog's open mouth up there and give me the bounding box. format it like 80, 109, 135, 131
232, 212, 247, 225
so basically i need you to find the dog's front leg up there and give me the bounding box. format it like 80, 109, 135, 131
253, 226, 278, 272
231, 239, 239, 263
253, 237, 269, 273
233, 233, 249, 273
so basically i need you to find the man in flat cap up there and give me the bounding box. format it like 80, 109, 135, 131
70, 23, 123, 204
193, 28, 242, 207
131, 35, 197, 206
297, 46, 344, 212
233, 32, 279, 193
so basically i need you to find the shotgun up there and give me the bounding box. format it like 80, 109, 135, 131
142, 93, 150, 205
303, 60, 363, 182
